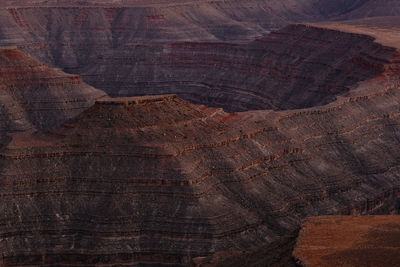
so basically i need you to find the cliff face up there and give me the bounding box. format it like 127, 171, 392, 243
1, 56, 400, 264
0, 0, 370, 45
0, 2, 395, 112
10, 23, 397, 112
0, 3, 400, 266
76, 24, 397, 112
0, 47, 105, 144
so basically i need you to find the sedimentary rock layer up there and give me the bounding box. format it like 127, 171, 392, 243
0, 2, 396, 112
1, 57, 400, 265
293, 216, 400, 267
0, 47, 105, 143
12, 23, 396, 112
75, 24, 397, 112
0, 0, 370, 45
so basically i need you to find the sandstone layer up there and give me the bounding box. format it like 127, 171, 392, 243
293, 216, 400, 267
0, 1, 397, 112
1, 62, 400, 264
73, 24, 397, 112
13, 23, 399, 112
0, 47, 105, 146
0, 3, 399, 266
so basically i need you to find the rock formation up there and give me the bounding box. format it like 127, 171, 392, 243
2, 19, 396, 111
0, 46, 106, 146
0, 1, 397, 112
1, 60, 400, 264
293, 216, 400, 267
0, 2, 399, 266
74, 24, 397, 112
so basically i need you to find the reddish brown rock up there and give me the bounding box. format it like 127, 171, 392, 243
293, 216, 400, 267
1, 66, 400, 265
0, 1, 397, 112
76, 24, 398, 112
0, 46, 105, 143
0, 4, 398, 266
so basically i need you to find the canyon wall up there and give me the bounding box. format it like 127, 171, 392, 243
1, 62, 399, 264
9, 21, 398, 111
0, 47, 106, 146
73, 24, 397, 112
1, 2, 398, 112
0, 2, 399, 265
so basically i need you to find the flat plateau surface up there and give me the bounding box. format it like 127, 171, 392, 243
311, 16, 400, 49
293, 216, 400, 267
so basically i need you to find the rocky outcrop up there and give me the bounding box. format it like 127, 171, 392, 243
0, 4, 399, 265
0, 0, 370, 45
0, 2, 395, 112
76, 24, 397, 112
1, 63, 400, 265
0, 46, 106, 145
293, 216, 400, 267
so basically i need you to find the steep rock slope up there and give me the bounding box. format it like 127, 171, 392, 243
0, 1, 368, 72
76, 24, 397, 112
0, 2, 396, 112
0, 0, 370, 45
0, 47, 106, 143
1, 60, 400, 265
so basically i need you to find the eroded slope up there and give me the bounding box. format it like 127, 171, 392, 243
0, 47, 105, 143
1, 1, 398, 113
77, 24, 397, 112
1, 63, 400, 264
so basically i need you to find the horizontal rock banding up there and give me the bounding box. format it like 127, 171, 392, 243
0, 47, 106, 140
1, 67, 400, 265
73, 24, 397, 112
0, 9, 399, 266
0, 2, 384, 112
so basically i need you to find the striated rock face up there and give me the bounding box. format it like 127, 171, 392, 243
77, 24, 397, 112
11, 23, 396, 112
1, 60, 400, 265
0, 0, 369, 45
0, 2, 395, 112
0, 1, 376, 113
293, 216, 400, 267
0, 47, 106, 144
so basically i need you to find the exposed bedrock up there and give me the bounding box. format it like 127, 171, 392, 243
1, 64, 400, 265
293, 216, 400, 267
0, 47, 106, 146
0, 0, 370, 45
73, 24, 398, 112
0, 3, 386, 112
